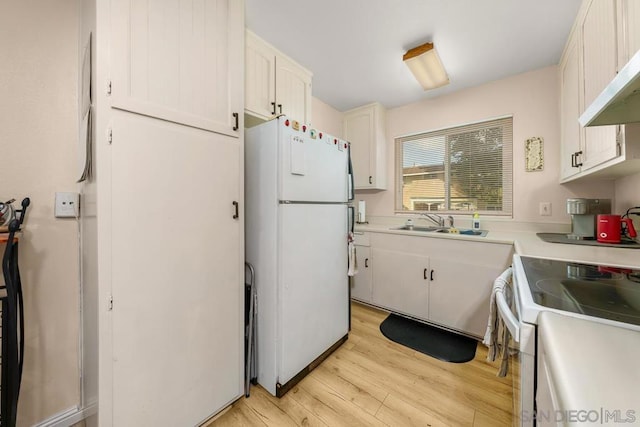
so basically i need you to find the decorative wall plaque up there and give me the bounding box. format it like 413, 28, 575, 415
525, 137, 544, 172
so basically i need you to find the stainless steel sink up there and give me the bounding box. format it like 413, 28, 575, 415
392, 225, 442, 232
391, 225, 488, 237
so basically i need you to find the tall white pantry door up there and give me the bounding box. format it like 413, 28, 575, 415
104, 0, 244, 425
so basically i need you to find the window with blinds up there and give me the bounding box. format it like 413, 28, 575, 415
395, 116, 513, 215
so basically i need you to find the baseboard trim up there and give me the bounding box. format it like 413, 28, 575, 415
34, 403, 97, 427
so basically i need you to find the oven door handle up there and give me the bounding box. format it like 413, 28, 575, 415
496, 290, 520, 343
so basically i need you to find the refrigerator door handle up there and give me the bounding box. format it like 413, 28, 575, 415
348, 206, 355, 234
347, 143, 355, 201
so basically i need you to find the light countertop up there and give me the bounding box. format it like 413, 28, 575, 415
538, 312, 640, 421
355, 222, 640, 269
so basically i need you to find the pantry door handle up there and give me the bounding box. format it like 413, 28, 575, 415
430, 269, 434, 281
232, 201, 239, 219
232, 112, 239, 131
271, 102, 276, 115
365, 258, 369, 268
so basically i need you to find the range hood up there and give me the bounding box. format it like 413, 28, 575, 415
579, 49, 640, 127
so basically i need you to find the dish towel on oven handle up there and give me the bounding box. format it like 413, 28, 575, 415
347, 232, 358, 276
483, 266, 513, 377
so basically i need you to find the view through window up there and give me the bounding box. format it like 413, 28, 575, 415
396, 117, 513, 215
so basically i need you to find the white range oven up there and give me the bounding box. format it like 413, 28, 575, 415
498, 254, 640, 426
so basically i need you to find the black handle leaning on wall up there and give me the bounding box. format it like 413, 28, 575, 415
2, 198, 30, 427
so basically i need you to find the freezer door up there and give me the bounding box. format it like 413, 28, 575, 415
277, 204, 349, 385
279, 122, 349, 202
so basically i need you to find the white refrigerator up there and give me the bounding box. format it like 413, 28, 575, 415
245, 116, 353, 397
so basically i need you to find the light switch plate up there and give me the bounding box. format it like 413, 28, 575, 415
55, 192, 80, 218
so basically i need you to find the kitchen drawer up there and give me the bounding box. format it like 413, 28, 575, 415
353, 231, 370, 247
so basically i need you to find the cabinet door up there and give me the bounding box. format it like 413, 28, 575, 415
275, 55, 312, 123
110, 0, 243, 137
351, 246, 372, 302
371, 248, 429, 320
582, 0, 619, 170
428, 243, 512, 338
245, 31, 276, 119
344, 110, 373, 188
110, 112, 243, 425
623, 0, 640, 62
560, 33, 583, 180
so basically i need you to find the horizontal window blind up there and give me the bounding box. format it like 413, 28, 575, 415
395, 117, 513, 215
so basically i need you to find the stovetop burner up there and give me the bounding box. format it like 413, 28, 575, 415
521, 257, 640, 326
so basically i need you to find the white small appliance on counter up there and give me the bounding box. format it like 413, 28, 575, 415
245, 116, 354, 397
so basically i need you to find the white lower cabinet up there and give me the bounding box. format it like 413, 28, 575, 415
428, 240, 513, 337
351, 245, 372, 302
371, 248, 429, 319
363, 232, 512, 338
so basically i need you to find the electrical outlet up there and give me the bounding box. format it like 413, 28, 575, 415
55, 192, 80, 218
539, 202, 552, 216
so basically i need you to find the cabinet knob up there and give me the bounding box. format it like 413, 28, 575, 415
576, 150, 583, 167
271, 102, 276, 115
278, 104, 283, 114
365, 258, 369, 268
423, 268, 427, 280
430, 269, 434, 281
369, 176, 373, 184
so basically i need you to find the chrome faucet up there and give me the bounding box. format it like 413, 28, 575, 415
446, 215, 454, 228
420, 212, 445, 227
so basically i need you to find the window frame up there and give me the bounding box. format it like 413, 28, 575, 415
394, 115, 513, 217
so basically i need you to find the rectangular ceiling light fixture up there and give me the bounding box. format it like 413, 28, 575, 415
403, 42, 449, 90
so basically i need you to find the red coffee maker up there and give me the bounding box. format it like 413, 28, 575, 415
597, 214, 637, 243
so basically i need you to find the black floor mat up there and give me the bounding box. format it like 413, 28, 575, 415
380, 313, 477, 363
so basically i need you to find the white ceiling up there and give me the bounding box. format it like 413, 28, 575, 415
245, 0, 582, 112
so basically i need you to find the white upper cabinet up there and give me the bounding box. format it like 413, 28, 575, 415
245, 32, 277, 119
581, 0, 618, 171
245, 30, 312, 124
560, 0, 640, 182
275, 55, 312, 125
560, 32, 583, 180
110, 0, 243, 137
343, 102, 387, 190
618, 0, 640, 66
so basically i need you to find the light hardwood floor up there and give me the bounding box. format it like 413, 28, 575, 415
209, 302, 513, 427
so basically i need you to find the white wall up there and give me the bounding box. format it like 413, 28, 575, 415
311, 97, 343, 137
0, 1, 81, 425
355, 66, 615, 223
